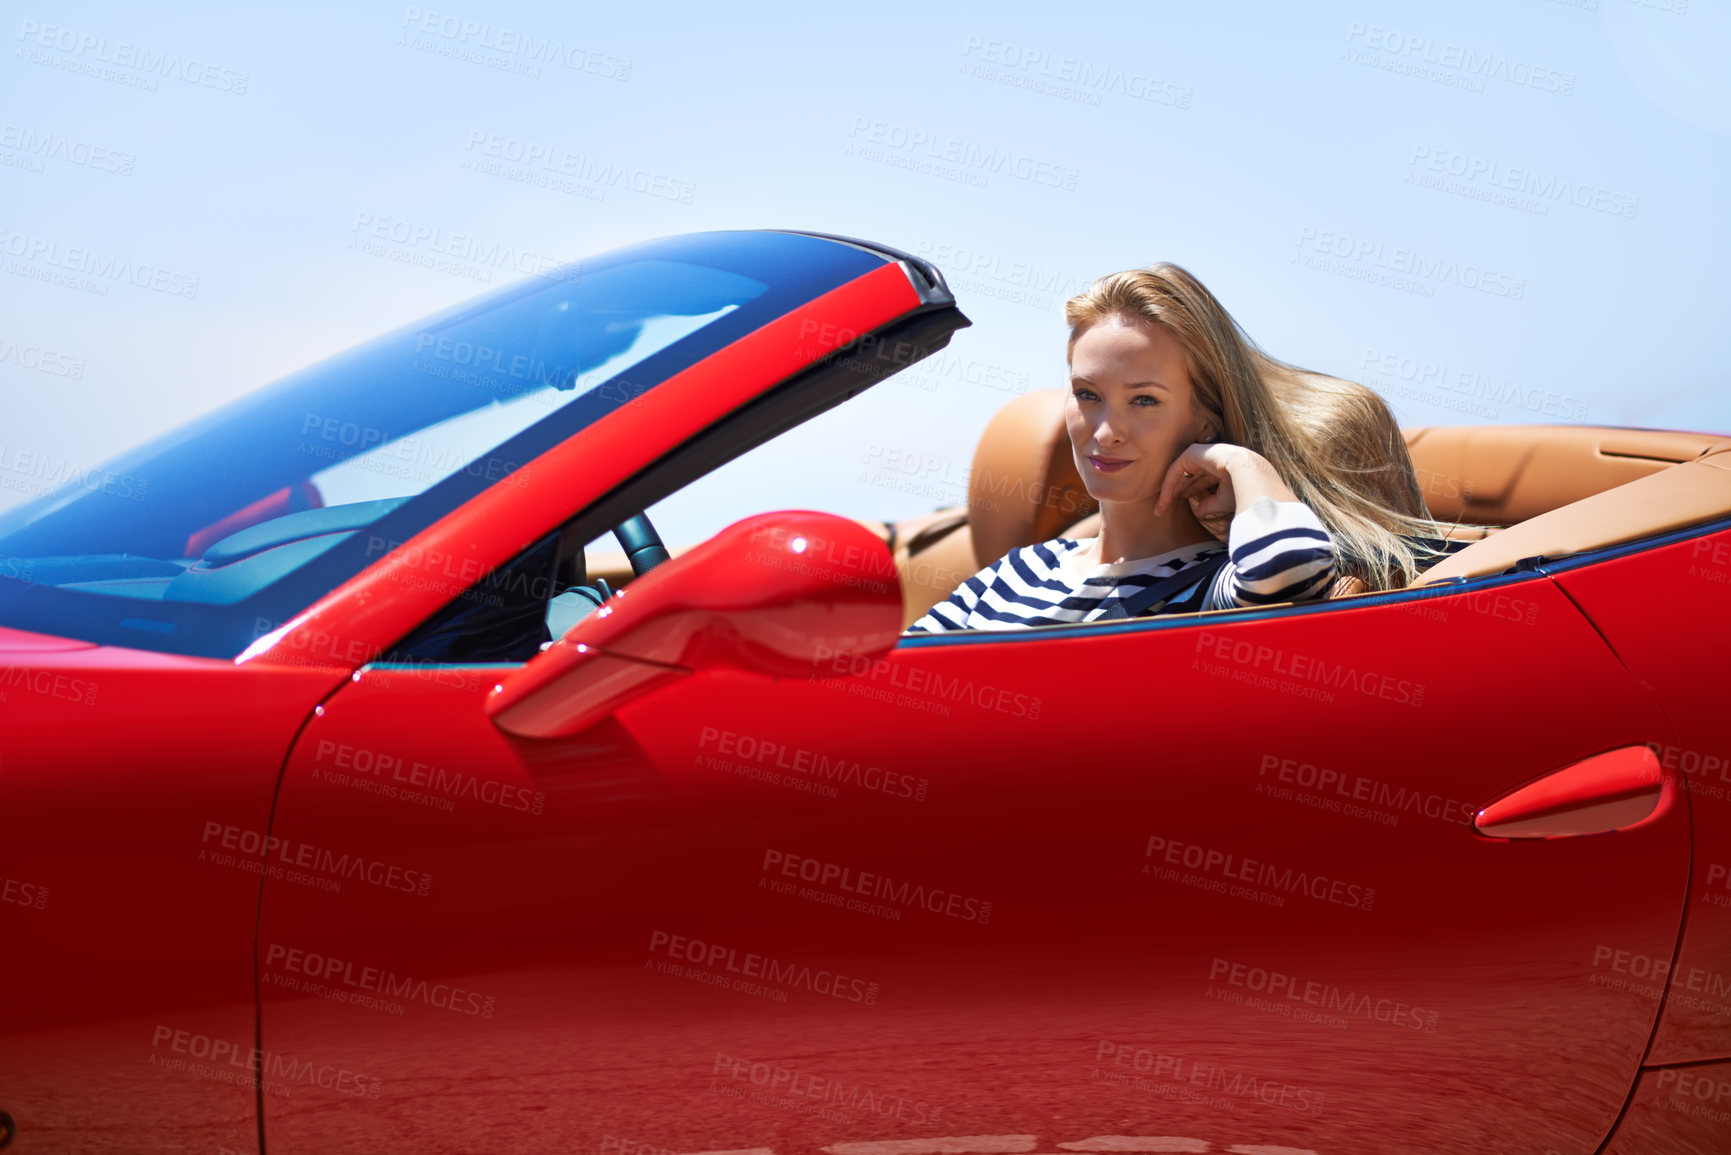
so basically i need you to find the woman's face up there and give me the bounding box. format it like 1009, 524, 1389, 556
1066, 316, 1216, 507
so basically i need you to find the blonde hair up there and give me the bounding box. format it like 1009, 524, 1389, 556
1064, 264, 1442, 590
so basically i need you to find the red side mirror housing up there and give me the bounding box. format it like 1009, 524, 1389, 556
487, 511, 903, 739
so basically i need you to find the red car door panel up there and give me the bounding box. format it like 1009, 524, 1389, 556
1552, 522, 1731, 1067
1600, 1058, 1731, 1155
0, 645, 339, 1154
257, 571, 1683, 1155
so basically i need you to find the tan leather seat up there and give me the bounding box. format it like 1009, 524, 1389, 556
1414, 449, 1731, 585
965, 389, 1098, 570
1326, 574, 1368, 598
1403, 425, 1731, 525
892, 389, 1096, 627
890, 508, 980, 629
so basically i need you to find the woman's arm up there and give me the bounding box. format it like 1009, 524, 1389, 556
1156, 443, 1337, 607
1155, 442, 1297, 518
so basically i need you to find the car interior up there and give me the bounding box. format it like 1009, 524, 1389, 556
576, 388, 1731, 632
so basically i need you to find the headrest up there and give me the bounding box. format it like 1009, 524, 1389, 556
967, 389, 1097, 569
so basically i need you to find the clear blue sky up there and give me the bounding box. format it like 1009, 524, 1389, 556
3, 0, 1727, 540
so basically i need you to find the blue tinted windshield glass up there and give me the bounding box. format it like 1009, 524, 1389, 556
0, 231, 884, 656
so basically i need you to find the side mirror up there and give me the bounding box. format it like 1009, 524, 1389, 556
486, 511, 903, 739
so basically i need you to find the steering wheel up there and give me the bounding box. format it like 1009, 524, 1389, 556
612, 512, 670, 577
554, 511, 670, 614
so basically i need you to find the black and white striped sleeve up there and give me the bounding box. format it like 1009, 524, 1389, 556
1202, 496, 1337, 610
903, 557, 1004, 633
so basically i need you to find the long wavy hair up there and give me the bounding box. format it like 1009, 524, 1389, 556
1064, 264, 1442, 590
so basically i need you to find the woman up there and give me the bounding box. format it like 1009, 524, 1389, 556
1191, 370, 1438, 563
906, 263, 1440, 633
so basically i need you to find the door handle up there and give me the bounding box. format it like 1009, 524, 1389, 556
1475, 745, 1666, 840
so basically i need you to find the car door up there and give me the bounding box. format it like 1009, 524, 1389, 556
254, 531, 1686, 1155
1522, 515, 1731, 1155
1547, 516, 1731, 1068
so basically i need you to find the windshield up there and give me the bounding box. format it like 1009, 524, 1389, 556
0, 231, 884, 657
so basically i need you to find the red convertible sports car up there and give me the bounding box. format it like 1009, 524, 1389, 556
2, 229, 1729, 1155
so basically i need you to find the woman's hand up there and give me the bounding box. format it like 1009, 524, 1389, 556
1155, 443, 1298, 527
1187, 470, 1235, 541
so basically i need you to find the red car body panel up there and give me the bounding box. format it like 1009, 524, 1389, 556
1554, 524, 1731, 1069
1602, 1058, 1731, 1154
0, 645, 342, 1153
0, 625, 98, 652
251, 569, 1684, 1155
2, 232, 1727, 1154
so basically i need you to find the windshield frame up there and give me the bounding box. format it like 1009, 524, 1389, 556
0, 231, 886, 658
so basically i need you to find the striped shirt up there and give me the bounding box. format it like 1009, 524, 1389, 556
906, 497, 1337, 633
